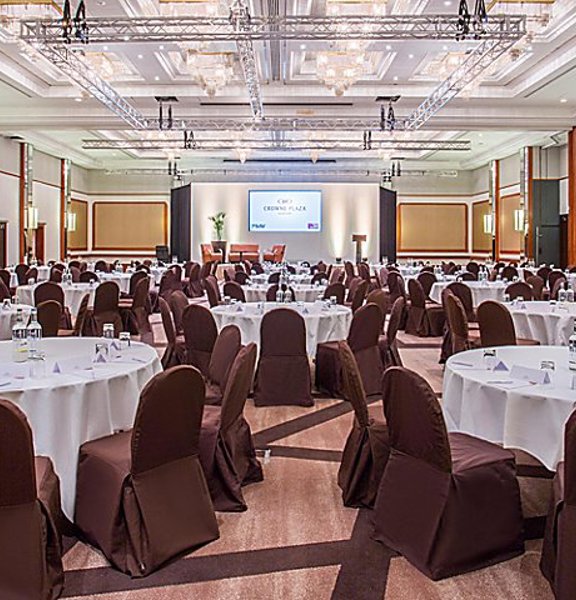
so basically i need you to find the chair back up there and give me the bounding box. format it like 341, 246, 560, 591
49, 268, 62, 283
0, 269, 10, 288
548, 270, 566, 294
34, 281, 64, 307
93, 281, 119, 315
128, 271, 148, 296
0, 278, 10, 301
223, 281, 246, 303
168, 290, 189, 333
382, 367, 452, 473
348, 303, 382, 352
500, 265, 519, 281
267, 272, 280, 284
24, 267, 38, 283
70, 266, 81, 282
346, 277, 361, 303
74, 294, 90, 336
477, 300, 517, 347
79, 270, 98, 283
387, 297, 405, 345
365, 289, 388, 324
536, 266, 552, 284
323, 282, 345, 304
94, 260, 109, 273
208, 324, 242, 388
459, 271, 477, 281
189, 263, 200, 282
36, 300, 61, 337
466, 261, 480, 276
198, 261, 212, 280
311, 272, 328, 285
526, 275, 545, 300
182, 304, 218, 364
131, 366, 205, 475
445, 294, 469, 353
204, 275, 221, 307
446, 281, 475, 321
260, 308, 306, 356
417, 272, 437, 297
344, 261, 356, 285
408, 278, 426, 309
551, 276, 568, 300
15, 263, 28, 285
220, 343, 257, 431
351, 279, 369, 312
387, 271, 406, 302
159, 297, 177, 344
131, 277, 150, 310
338, 341, 369, 427
564, 411, 576, 506
357, 262, 370, 281
505, 281, 534, 301
234, 271, 249, 285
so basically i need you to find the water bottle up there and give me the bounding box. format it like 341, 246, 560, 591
569, 321, 576, 371
559, 283, 567, 303
11, 309, 27, 362
275, 288, 284, 303
26, 308, 42, 359
285, 288, 293, 303
567, 285, 575, 303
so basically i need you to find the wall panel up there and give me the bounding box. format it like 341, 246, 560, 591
69, 199, 88, 251
398, 203, 468, 253
498, 193, 522, 254
472, 200, 491, 253
93, 202, 167, 250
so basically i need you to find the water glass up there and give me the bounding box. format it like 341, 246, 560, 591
503, 294, 510, 303
540, 360, 556, 371
27, 278, 35, 286
330, 296, 337, 307
28, 355, 46, 379
224, 295, 231, 305
102, 323, 115, 339
94, 342, 109, 361
2, 298, 10, 310
119, 331, 131, 351
483, 349, 497, 370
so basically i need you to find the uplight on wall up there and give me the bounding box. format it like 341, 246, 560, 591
513, 208, 525, 232
66, 211, 77, 232
24, 205, 38, 230
483, 213, 494, 235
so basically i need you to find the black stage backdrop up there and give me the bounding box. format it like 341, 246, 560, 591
170, 183, 191, 262
379, 187, 397, 264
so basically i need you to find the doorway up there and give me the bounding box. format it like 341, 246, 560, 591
532, 180, 560, 267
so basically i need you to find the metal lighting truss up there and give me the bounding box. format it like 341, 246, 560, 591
82, 138, 471, 152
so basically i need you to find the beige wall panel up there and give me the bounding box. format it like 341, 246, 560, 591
93, 202, 167, 250
398, 203, 467, 252
69, 199, 88, 251
472, 200, 491, 253
498, 194, 522, 254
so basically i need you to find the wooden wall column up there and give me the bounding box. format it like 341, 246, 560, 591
18, 144, 26, 264
568, 129, 576, 265
60, 159, 66, 261
526, 147, 534, 259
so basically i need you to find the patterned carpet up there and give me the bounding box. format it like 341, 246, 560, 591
57, 320, 556, 599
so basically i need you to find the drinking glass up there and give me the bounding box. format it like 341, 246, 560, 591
119, 331, 131, 351
102, 323, 115, 339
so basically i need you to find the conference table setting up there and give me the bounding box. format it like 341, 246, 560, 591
211, 300, 352, 355
98, 271, 134, 294
16, 281, 97, 317
241, 282, 327, 303
507, 300, 576, 346
0, 336, 161, 516
430, 279, 508, 306
443, 345, 576, 472
0, 301, 33, 339
249, 272, 314, 285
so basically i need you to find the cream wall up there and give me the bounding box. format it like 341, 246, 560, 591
191, 182, 380, 263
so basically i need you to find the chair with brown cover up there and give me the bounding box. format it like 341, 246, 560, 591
366, 288, 389, 327
344, 261, 356, 287
186, 263, 204, 298
316, 303, 384, 398
526, 275, 545, 300
406, 279, 445, 337
323, 282, 345, 305
466, 261, 480, 276
537, 266, 552, 285
124, 270, 148, 300
265, 284, 296, 302
477, 300, 539, 347
551, 276, 568, 301
345, 276, 362, 303
337, 341, 389, 508
90, 281, 123, 336
68, 260, 81, 270
205, 325, 242, 405
36, 300, 61, 337
0, 278, 11, 301
379, 297, 404, 369
168, 290, 189, 335
500, 265, 519, 281
417, 271, 437, 299
223, 281, 246, 303
14, 263, 28, 286
311, 271, 329, 285
548, 270, 566, 296
350, 279, 369, 313
62, 293, 90, 337
93, 259, 109, 273
79, 270, 98, 283
74, 366, 220, 577
459, 271, 477, 281
69, 266, 81, 283
123, 278, 152, 343
446, 281, 476, 323
170, 264, 183, 282
25, 267, 38, 283
0, 399, 64, 599
159, 298, 186, 368
252, 262, 264, 275
372, 367, 524, 580
158, 270, 181, 301
49, 268, 63, 284
199, 343, 263, 511
182, 304, 218, 377
204, 275, 221, 308
540, 410, 576, 600
387, 271, 407, 306
254, 308, 313, 407
234, 271, 250, 285
0, 268, 11, 289
505, 281, 534, 301
329, 265, 345, 285
34, 281, 72, 330
357, 262, 371, 281
444, 294, 480, 355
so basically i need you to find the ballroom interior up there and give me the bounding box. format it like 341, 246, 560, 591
1, 1, 576, 599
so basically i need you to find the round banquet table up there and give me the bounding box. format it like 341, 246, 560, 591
443, 345, 576, 472
16, 282, 97, 317
8, 265, 50, 287
0, 337, 161, 516
508, 301, 576, 346
0, 304, 33, 339
98, 272, 132, 294
249, 273, 313, 286
430, 280, 507, 307
211, 301, 352, 355
242, 284, 327, 304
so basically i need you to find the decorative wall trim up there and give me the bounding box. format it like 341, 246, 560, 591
69, 199, 88, 252
472, 199, 491, 254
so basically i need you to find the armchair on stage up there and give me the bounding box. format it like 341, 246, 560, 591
229, 244, 260, 263
263, 244, 286, 263
201, 243, 223, 264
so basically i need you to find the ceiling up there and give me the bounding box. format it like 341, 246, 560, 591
0, 0, 574, 176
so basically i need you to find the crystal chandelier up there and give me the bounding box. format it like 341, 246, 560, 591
158, 0, 220, 17
0, 0, 60, 37
83, 52, 132, 80
185, 50, 235, 97
489, 0, 552, 37
316, 47, 367, 96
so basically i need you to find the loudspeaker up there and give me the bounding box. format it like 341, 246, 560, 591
379, 187, 397, 264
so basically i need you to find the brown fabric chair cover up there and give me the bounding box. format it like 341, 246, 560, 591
548, 270, 566, 296
0, 278, 10, 301
311, 272, 329, 285
74, 366, 220, 577
72, 293, 91, 337
446, 282, 475, 322
537, 266, 552, 284
350, 279, 369, 313
86, 281, 122, 336
551, 276, 568, 300
477, 300, 539, 347
345, 276, 361, 303
0, 268, 10, 289
15, 263, 28, 286
79, 270, 98, 283
49, 268, 63, 284
206, 325, 242, 405
158, 270, 181, 301
199, 344, 263, 511
34, 282, 72, 330
0, 399, 63, 600
25, 267, 38, 283
204, 275, 221, 308
372, 367, 524, 580
500, 265, 518, 281
439, 289, 455, 363
159, 297, 186, 368
126, 270, 148, 298
357, 262, 370, 281
417, 271, 437, 298
466, 261, 480, 276
266, 284, 296, 302
379, 297, 404, 368
406, 279, 445, 337
94, 259, 109, 273
366, 289, 388, 329
168, 290, 189, 334
254, 308, 313, 407
234, 271, 250, 285
69, 266, 81, 283
182, 304, 218, 376
223, 281, 246, 303
541, 410, 576, 600
316, 303, 384, 398
387, 271, 406, 304
526, 275, 545, 300
337, 341, 389, 508
186, 263, 204, 298
68, 260, 81, 269
459, 271, 477, 281
505, 281, 534, 301
445, 294, 473, 354
323, 282, 345, 305
126, 278, 153, 343
267, 272, 280, 284
36, 300, 61, 337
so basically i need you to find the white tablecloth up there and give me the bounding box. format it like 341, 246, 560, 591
0, 304, 33, 339
430, 281, 507, 307
443, 345, 576, 471
242, 284, 327, 304
16, 283, 96, 317
0, 337, 161, 516
211, 301, 352, 355
249, 273, 313, 285
8, 265, 50, 286
509, 301, 576, 346
98, 272, 132, 294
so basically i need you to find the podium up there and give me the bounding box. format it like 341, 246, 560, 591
352, 234, 367, 264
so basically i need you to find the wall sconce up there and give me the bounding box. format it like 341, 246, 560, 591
25, 206, 38, 230
514, 208, 525, 232
483, 213, 494, 235
66, 211, 77, 232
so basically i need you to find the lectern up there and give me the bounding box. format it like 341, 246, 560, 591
352, 234, 367, 264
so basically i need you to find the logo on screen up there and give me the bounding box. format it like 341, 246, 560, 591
308, 223, 319, 230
